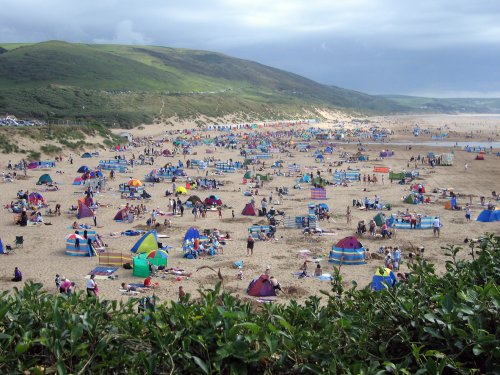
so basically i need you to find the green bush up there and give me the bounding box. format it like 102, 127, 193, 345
0, 235, 498, 374
0, 133, 20, 153
40, 144, 63, 155
26, 151, 41, 161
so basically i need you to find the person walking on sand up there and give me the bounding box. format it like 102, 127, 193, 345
218, 206, 222, 220
346, 206, 352, 225
464, 163, 468, 171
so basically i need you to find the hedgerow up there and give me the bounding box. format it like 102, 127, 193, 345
0, 235, 498, 374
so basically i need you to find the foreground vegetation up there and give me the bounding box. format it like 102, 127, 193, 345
0, 236, 498, 374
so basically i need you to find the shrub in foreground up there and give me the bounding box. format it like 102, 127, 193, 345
0, 236, 498, 374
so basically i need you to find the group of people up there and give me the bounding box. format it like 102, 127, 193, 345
362, 174, 379, 184
378, 246, 402, 270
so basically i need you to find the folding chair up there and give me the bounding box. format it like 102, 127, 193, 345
15, 236, 24, 248
5, 245, 16, 255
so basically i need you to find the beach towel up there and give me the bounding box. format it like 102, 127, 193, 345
89, 266, 118, 276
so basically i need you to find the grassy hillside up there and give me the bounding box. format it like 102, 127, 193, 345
0, 41, 405, 127
383, 95, 500, 114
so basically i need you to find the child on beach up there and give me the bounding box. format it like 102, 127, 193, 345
55, 274, 61, 290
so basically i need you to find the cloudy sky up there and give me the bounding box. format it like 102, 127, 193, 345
2, 0, 500, 97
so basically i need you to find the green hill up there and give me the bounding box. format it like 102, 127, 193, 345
0, 41, 405, 127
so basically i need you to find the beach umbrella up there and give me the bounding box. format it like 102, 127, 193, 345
147, 250, 169, 259
66, 233, 85, 240
128, 178, 142, 187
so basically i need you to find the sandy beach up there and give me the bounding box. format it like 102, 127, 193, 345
0, 114, 499, 304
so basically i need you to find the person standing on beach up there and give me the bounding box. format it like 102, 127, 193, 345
346, 206, 352, 225
433, 217, 441, 237
93, 214, 97, 227
465, 204, 471, 222
247, 235, 255, 256
86, 275, 96, 296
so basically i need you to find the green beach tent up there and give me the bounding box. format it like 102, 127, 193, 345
37, 174, 53, 185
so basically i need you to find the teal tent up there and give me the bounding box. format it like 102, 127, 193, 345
37, 174, 53, 185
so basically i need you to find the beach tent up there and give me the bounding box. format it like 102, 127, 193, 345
131, 229, 158, 254
28, 192, 45, 204
247, 275, 276, 297
176, 186, 188, 195
113, 208, 127, 221
476, 210, 500, 222
77, 166, 89, 173
0, 239, 4, 254
373, 212, 386, 227
81, 152, 92, 158
301, 174, 311, 183
475, 153, 485, 160
329, 236, 366, 265
243, 171, 252, 179
371, 268, 396, 291
146, 250, 168, 267
242, 203, 257, 216
133, 254, 150, 277
36, 174, 53, 185
183, 227, 200, 242
77, 198, 94, 219
72, 177, 83, 185
404, 194, 418, 204
186, 195, 202, 205
204, 195, 222, 206
412, 184, 426, 193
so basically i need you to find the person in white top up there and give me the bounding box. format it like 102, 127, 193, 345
432, 217, 441, 237
86, 275, 96, 296
465, 204, 472, 222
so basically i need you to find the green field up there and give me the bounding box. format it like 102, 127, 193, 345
382, 95, 500, 114
0, 41, 405, 127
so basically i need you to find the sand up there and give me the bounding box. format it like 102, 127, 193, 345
0, 114, 499, 304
